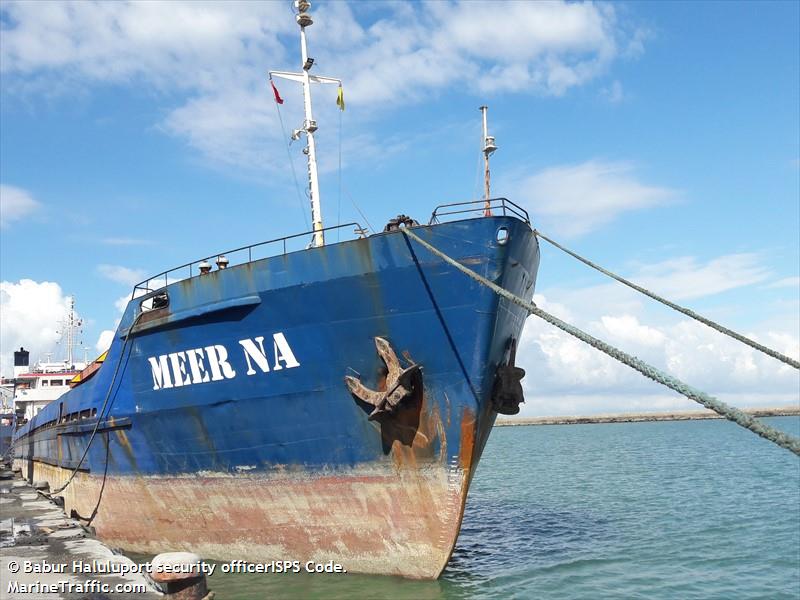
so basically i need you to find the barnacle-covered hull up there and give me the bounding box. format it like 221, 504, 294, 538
12, 216, 539, 578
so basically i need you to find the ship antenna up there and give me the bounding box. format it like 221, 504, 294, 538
60, 296, 82, 368
68, 296, 75, 367
270, 0, 343, 248
480, 106, 498, 217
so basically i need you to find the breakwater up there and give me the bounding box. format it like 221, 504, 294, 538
495, 405, 800, 427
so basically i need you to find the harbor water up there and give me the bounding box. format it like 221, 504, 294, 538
202, 416, 799, 599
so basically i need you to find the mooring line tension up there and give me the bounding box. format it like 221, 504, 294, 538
402, 228, 800, 457
534, 229, 799, 370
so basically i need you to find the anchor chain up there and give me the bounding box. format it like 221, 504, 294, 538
402, 228, 800, 457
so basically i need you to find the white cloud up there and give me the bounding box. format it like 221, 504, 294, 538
601, 314, 665, 347
515, 250, 798, 416
95, 293, 134, 352
518, 302, 800, 414
508, 160, 675, 237
307, 1, 641, 108
764, 276, 800, 290
0, 1, 645, 171
0, 183, 41, 227
162, 89, 279, 170
632, 254, 771, 300
520, 393, 699, 418
96, 264, 146, 287
95, 329, 114, 353
0, 280, 72, 376
0, 1, 290, 89
600, 79, 624, 103
542, 252, 774, 312
115, 294, 132, 314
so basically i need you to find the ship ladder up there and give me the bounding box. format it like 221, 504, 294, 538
401, 228, 800, 457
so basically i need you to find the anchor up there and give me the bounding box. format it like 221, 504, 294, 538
345, 337, 421, 421
491, 337, 526, 415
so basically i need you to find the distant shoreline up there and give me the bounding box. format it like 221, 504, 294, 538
495, 406, 800, 427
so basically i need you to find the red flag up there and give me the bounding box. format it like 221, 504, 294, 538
270, 79, 284, 105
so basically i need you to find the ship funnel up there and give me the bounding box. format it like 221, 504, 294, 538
13, 347, 29, 378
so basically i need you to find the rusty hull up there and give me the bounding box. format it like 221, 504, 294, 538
11, 216, 540, 579
16, 432, 477, 579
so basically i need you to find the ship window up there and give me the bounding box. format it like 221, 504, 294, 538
41, 380, 49, 387
496, 227, 509, 245
51, 379, 63, 386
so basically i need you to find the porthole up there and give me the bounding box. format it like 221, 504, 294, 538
496, 227, 509, 245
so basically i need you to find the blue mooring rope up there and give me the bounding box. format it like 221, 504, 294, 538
402, 228, 800, 457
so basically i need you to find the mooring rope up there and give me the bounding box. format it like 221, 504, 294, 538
402, 228, 800, 457
534, 230, 799, 370
49, 310, 143, 494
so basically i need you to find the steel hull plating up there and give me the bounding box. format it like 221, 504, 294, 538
20, 461, 468, 578
12, 217, 539, 578
0, 417, 13, 459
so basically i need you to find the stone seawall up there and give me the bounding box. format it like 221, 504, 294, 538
495, 406, 800, 427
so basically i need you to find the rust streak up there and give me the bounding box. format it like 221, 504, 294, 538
13, 457, 467, 579
458, 408, 477, 471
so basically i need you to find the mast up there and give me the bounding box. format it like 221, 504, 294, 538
297, 3, 323, 247
270, 1, 342, 248
58, 296, 82, 368
480, 106, 498, 217
66, 297, 74, 367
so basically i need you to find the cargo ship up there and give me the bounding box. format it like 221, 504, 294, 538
11, 1, 540, 579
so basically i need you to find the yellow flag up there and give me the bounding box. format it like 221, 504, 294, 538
336, 86, 345, 111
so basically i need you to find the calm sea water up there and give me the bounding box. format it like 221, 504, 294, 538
205, 417, 800, 599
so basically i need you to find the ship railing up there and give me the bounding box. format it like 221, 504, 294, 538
428, 197, 530, 225
131, 222, 366, 298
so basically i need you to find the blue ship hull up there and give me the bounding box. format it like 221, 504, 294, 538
0, 413, 14, 460
12, 216, 539, 578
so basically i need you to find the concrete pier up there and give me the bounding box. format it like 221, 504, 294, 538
0, 468, 161, 600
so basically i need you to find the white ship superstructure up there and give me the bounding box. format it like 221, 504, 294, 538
12, 360, 82, 421
10, 297, 87, 422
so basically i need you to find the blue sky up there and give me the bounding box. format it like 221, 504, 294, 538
1, 1, 798, 415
